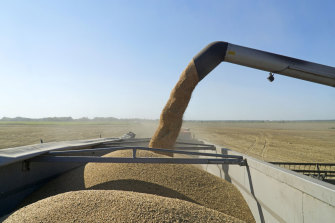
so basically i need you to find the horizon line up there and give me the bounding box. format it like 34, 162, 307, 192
1, 116, 334, 122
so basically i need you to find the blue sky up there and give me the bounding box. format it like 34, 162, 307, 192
0, 0, 334, 120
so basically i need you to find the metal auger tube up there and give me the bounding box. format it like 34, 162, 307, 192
193, 41, 335, 87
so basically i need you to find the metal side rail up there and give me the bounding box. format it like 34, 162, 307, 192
270, 162, 335, 182
30, 146, 247, 165
100, 140, 216, 151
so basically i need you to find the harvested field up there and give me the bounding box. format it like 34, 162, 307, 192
1, 120, 333, 163
22, 150, 254, 223
5, 190, 244, 223
0, 121, 157, 149
184, 121, 335, 163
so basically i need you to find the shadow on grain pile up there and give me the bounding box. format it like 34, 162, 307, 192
6, 190, 244, 223
21, 150, 255, 223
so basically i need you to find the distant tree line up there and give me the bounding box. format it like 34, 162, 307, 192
0, 117, 119, 122
0, 117, 157, 122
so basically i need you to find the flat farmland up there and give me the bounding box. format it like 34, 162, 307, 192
0, 120, 334, 163
0, 121, 157, 150
184, 121, 335, 163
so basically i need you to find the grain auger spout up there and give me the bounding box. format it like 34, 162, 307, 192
149, 42, 335, 154
194, 41, 335, 87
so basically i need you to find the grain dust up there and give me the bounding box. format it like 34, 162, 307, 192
149, 60, 199, 155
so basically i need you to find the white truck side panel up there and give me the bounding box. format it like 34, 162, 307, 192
200, 146, 335, 223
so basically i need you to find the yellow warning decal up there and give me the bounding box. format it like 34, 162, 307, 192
228, 51, 236, 55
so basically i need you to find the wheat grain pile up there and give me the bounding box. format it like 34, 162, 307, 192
149, 60, 199, 155
5, 190, 245, 223
21, 150, 255, 222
